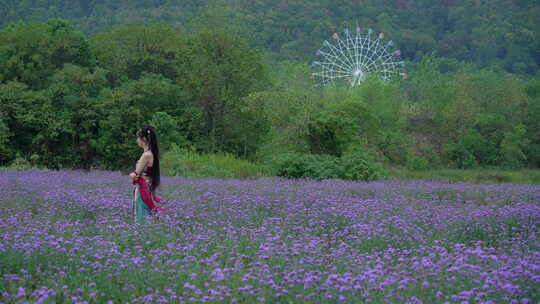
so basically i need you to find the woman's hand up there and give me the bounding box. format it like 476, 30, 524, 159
129, 172, 138, 181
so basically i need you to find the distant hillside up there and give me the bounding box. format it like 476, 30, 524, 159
1, 0, 538, 73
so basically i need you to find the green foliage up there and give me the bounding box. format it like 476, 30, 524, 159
149, 112, 190, 153
441, 71, 528, 145
271, 152, 341, 180
422, 144, 442, 168
446, 129, 500, 169
406, 155, 431, 171
443, 135, 480, 170
90, 24, 184, 86
307, 105, 360, 157
253, 62, 321, 159
35, 64, 108, 169
1, 17, 540, 177
500, 124, 528, 169
95, 73, 197, 170
0, 153, 42, 171
0, 19, 91, 89
0, 19, 270, 171
340, 149, 384, 181
176, 25, 267, 154
389, 168, 540, 185
0, 81, 49, 164
409, 66, 532, 170
271, 149, 383, 181
223, 93, 271, 159
307, 76, 410, 163
1, 1, 537, 74
0, 117, 10, 165
161, 144, 267, 179
523, 78, 540, 166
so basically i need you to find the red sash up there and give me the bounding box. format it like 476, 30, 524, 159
133, 177, 166, 214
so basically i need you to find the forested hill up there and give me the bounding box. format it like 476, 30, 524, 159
0, 0, 538, 74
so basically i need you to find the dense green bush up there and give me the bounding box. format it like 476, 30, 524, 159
339, 149, 384, 181
406, 155, 431, 171
406, 144, 442, 171
444, 142, 479, 169
271, 149, 383, 181
0, 154, 40, 171
0, 118, 10, 165
500, 124, 528, 169
271, 153, 340, 180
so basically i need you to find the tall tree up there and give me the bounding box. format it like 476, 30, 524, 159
90, 23, 184, 86
0, 19, 91, 89
176, 24, 267, 153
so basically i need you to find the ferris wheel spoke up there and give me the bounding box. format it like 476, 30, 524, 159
318, 52, 352, 68
313, 67, 352, 76
312, 26, 405, 87
315, 59, 353, 75
322, 74, 353, 81
334, 36, 357, 70
320, 62, 354, 76
344, 30, 360, 71
324, 40, 355, 71
354, 34, 361, 71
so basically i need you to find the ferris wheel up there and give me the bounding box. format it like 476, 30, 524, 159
311, 28, 406, 87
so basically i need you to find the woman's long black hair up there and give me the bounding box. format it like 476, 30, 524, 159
137, 125, 160, 193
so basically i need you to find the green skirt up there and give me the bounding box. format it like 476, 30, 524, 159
132, 184, 152, 223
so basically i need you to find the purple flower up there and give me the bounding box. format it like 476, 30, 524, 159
17, 287, 27, 298
211, 268, 225, 282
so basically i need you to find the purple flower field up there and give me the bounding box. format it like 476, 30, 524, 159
1, 170, 539, 303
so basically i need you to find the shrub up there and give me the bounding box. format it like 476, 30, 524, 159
500, 124, 528, 169
406, 145, 442, 171
339, 149, 384, 181
162, 144, 267, 179
272, 149, 383, 181
444, 142, 478, 169
406, 155, 431, 171
271, 153, 340, 180
0, 154, 38, 171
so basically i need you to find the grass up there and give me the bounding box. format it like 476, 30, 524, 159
161, 146, 269, 179
4, 151, 540, 184
387, 168, 540, 184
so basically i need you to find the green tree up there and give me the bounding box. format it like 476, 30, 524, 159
0, 81, 47, 163
307, 76, 409, 163
0, 19, 91, 89
1, 1, 539, 74
0, 117, 10, 165
254, 62, 321, 159
223, 93, 271, 159
149, 111, 193, 152
90, 23, 184, 86
523, 77, 540, 166
500, 124, 528, 169
34, 64, 108, 169
440, 70, 528, 167
96, 73, 197, 169
176, 26, 267, 154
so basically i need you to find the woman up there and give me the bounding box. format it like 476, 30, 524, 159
129, 126, 164, 223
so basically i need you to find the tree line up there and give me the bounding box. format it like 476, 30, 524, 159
0, 18, 539, 174
0, 18, 267, 169
0, 0, 538, 74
